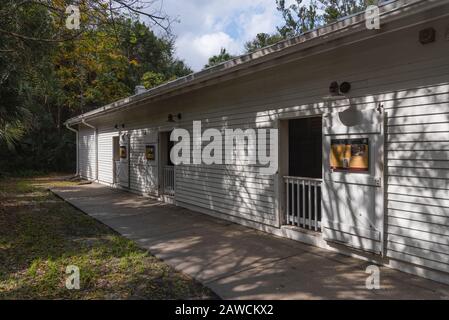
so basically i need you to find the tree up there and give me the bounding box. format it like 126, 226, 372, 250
321, 0, 378, 23
0, 1, 54, 148
0, 0, 172, 44
276, 0, 321, 38
245, 0, 377, 53
276, 0, 379, 38
244, 33, 284, 53
141, 71, 165, 89
204, 48, 235, 69
0, 0, 192, 174
0, 0, 170, 150
117, 19, 191, 89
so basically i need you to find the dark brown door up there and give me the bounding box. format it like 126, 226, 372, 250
288, 117, 322, 178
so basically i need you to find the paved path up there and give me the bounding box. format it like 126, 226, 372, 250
51, 183, 449, 300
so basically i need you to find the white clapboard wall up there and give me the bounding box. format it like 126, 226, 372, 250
129, 128, 159, 195
79, 17, 449, 277
97, 122, 160, 193
97, 124, 116, 184
78, 125, 96, 180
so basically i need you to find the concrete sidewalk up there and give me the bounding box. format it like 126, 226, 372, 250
51, 183, 449, 300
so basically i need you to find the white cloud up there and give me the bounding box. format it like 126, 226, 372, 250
150, 0, 284, 71
176, 32, 241, 70
238, 7, 282, 42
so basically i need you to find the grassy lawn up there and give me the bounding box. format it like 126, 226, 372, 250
0, 175, 216, 300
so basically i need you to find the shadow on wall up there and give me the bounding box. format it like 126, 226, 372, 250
322, 85, 449, 274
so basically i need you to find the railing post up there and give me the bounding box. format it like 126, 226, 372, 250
314, 181, 318, 231
295, 180, 298, 227
302, 180, 305, 228
308, 180, 311, 229
286, 178, 290, 224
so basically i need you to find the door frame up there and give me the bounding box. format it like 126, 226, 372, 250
158, 129, 176, 199
276, 114, 324, 229
116, 131, 131, 189
112, 135, 120, 184
321, 106, 386, 255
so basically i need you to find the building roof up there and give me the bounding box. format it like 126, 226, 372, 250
65, 0, 444, 125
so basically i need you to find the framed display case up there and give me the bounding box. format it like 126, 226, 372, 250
145, 144, 156, 161
330, 138, 369, 172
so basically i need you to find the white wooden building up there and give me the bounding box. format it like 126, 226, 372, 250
65, 0, 449, 285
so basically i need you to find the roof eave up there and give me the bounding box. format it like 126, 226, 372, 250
65, 0, 444, 126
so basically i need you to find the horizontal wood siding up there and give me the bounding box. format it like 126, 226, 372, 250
173, 117, 277, 226
78, 125, 96, 180
76, 16, 449, 277
129, 129, 158, 194
386, 104, 449, 273
98, 125, 116, 184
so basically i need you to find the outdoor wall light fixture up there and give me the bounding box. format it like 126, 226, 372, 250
339, 82, 351, 94
167, 113, 182, 123
329, 81, 339, 95
114, 124, 118, 129
121, 123, 125, 128
419, 27, 436, 44
329, 81, 351, 95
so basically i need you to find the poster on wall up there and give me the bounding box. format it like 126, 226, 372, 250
330, 138, 369, 172
145, 145, 156, 161
120, 146, 127, 159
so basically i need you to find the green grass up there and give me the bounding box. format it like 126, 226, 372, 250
0, 176, 216, 300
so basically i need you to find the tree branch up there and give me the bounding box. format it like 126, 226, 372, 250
0, 0, 173, 43
0, 28, 83, 42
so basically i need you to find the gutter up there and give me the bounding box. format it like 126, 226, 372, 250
81, 119, 99, 182
65, 123, 79, 177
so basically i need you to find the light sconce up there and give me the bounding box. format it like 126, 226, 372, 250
329, 81, 339, 95
419, 27, 436, 44
167, 113, 182, 123
329, 81, 351, 95
340, 82, 351, 94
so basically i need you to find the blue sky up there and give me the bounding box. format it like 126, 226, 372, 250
157, 0, 294, 71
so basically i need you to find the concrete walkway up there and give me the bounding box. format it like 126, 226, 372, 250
51, 183, 449, 300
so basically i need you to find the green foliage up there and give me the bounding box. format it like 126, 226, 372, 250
244, 33, 284, 53
276, 0, 378, 38
0, 1, 54, 149
0, 1, 192, 175
321, 0, 378, 23
204, 48, 235, 69
243, 0, 376, 54
0, 120, 28, 150
117, 19, 191, 89
141, 71, 165, 89
276, 0, 322, 38
0, 177, 216, 299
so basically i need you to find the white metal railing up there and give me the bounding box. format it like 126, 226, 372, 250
163, 165, 175, 196
284, 176, 322, 231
